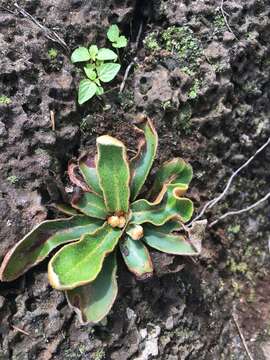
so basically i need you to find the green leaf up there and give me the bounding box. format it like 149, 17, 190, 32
71, 47, 91, 63
150, 158, 193, 199
97, 135, 130, 213
130, 117, 158, 200
48, 223, 122, 290
112, 35, 128, 48
152, 220, 182, 233
89, 45, 98, 60
84, 66, 97, 80
97, 63, 121, 83
96, 48, 118, 61
143, 222, 199, 255
120, 236, 153, 279
95, 78, 101, 86
78, 79, 97, 104
130, 183, 193, 226
0, 216, 103, 281
78, 153, 103, 196
84, 63, 95, 70
68, 161, 90, 192
53, 203, 81, 216
96, 86, 104, 96
66, 252, 118, 325
107, 24, 120, 42
71, 192, 108, 219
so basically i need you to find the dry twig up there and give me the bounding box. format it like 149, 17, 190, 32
219, 0, 237, 37
11, 325, 30, 336
189, 137, 270, 225
50, 110, 55, 131
119, 21, 143, 94
232, 312, 254, 360
0, 5, 16, 15
119, 58, 137, 94
209, 191, 270, 227
135, 22, 143, 50
13, 3, 69, 52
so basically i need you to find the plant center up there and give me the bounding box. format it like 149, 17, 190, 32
107, 214, 126, 229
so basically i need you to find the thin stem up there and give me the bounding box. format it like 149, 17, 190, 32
188, 137, 270, 226
13, 2, 69, 52
232, 312, 254, 360
219, 0, 237, 38
119, 59, 136, 93
209, 191, 270, 227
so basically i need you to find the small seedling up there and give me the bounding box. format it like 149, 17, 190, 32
107, 24, 128, 48
71, 24, 127, 105
0, 117, 204, 325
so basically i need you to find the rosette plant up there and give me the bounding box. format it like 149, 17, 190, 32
0, 117, 201, 325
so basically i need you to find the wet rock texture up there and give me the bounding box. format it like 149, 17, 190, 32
0, 0, 270, 359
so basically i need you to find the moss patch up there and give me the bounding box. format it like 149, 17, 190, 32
7, 175, 19, 184
48, 48, 58, 60
144, 26, 202, 71
188, 79, 201, 100
0, 95, 11, 105
144, 26, 202, 103
178, 103, 193, 133
213, 13, 226, 30
93, 348, 106, 360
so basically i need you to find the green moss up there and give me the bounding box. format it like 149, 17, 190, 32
173, 327, 194, 339
0, 95, 11, 105
212, 62, 226, 74
93, 348, 106, 360
161, 26, 201, 70
228, 259, 248, 274
247, 288, 256, 303
188, 79, 200, 99
231, 279, 242, 296
144, 32, 160, 51
77, 344, 89, 355
246, 32, 257, 41
7, 175, 19, 184
262, 58, 270, 67
244, 246, 261, 258
181, 67, 195, 76
227, 258, 254, 282
48, 48, 58, 59
162, 100, 173, 110
242, 81, 259, 94
228, 224, 240, 234
144, 26, 201, 70
144, 26, 203, 105
35, 148, 49, 157
213, 13, 225, 29
178, 103, 192, 133
144, 26, 205, 130
63, 349, 81, 359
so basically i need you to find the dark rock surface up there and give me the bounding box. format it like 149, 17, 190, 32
0, 0, 269, 359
